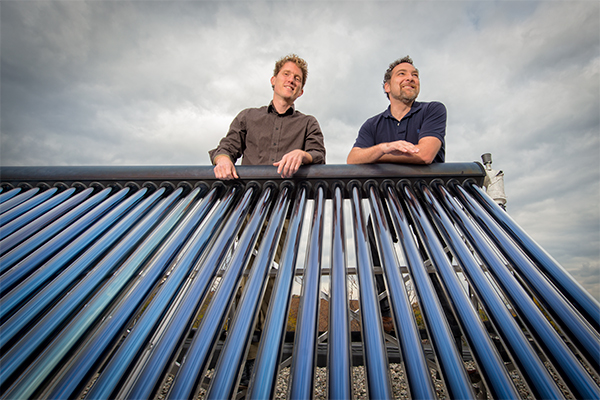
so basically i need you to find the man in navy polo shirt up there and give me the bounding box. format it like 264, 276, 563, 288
347, 56, 446, 164
347, 57, 454, 336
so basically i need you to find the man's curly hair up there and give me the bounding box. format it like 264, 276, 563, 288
383, 56, 416, 98
273, 54, 308, 88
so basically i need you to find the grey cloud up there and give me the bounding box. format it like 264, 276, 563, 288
1, 0, 598, 299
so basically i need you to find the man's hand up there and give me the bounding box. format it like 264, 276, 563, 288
273, 149, 312, 178
380, 140, 420, 156
213, 155, 239, 180
347, 137, 440, 165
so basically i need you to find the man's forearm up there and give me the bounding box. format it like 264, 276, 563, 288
377, 153, 429, 164
347, 145, 385, 164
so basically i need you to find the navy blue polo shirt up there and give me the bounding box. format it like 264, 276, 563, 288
354, 101, 446, 163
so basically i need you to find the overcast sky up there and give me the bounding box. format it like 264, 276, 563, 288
1, 0, 598, 300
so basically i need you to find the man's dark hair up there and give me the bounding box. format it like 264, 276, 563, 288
383, 56, 415, 98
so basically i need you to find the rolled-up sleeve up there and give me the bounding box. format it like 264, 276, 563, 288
304, 116, 326, 165
208, 110, 247, 164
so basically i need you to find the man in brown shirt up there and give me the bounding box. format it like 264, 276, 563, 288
209, 54, 326, 179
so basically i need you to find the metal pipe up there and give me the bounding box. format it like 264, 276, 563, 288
289, 183, 326, 400
349, 181, 394, 400
370, 181, 437, 400
327, 183, 353, 400
247, 185, 309, 400
206, 183, 293, 400
0, 163, 486, 192
467, 182, 600, 332
397, 182, 476, 400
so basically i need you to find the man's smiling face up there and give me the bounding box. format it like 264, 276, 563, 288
385, 62, 420, 104
271, 61, 304, 103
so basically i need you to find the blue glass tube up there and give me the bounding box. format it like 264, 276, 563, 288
370, 181, 437, 400
1, 187, 194, 399
326, 184, 353, 400
47, 186, 215, 400
417, 182, 522, 399
454, 182, 600, 399
0, 187, 107, 270
0, 186, 143, 322
87, 185, 254, 400
348, 182, 394, 400
0, 188, 163, 351
0, 188, 75, 241
122, 185, 251, 400
432, 181, 567, 399
0, 187, 127, 295
0, 187, 22, 204
0, 187, 39, 215
169, 185, 275, 400
246, 185, 308, 400
467, 182, 600, 332
397, 182, 475, 400
460, 182, 600, 370
287, 184, 327, 400
0, 187, 57, 226
0, 188, 181, 394
0, 187, 93, 260
206, 184, 293, 400
163, 184, 260, 400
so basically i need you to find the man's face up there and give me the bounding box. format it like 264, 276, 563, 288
385, 62, 420, 104
271, 61, 304, 103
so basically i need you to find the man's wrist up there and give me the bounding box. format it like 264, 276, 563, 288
302, 150, 313, 165
213, 154, 231, 165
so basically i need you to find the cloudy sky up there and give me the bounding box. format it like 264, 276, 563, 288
1, 0, 598, 300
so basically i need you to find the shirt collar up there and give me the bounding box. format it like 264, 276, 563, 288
384, 101, 422, 121
268, 101, 295, 116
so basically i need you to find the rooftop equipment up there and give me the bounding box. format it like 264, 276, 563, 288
0, 162, 598, 399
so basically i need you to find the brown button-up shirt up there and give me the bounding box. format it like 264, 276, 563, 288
209, 103, 326, 165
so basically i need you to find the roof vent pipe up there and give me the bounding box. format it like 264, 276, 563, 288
481, 153, 507, 210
